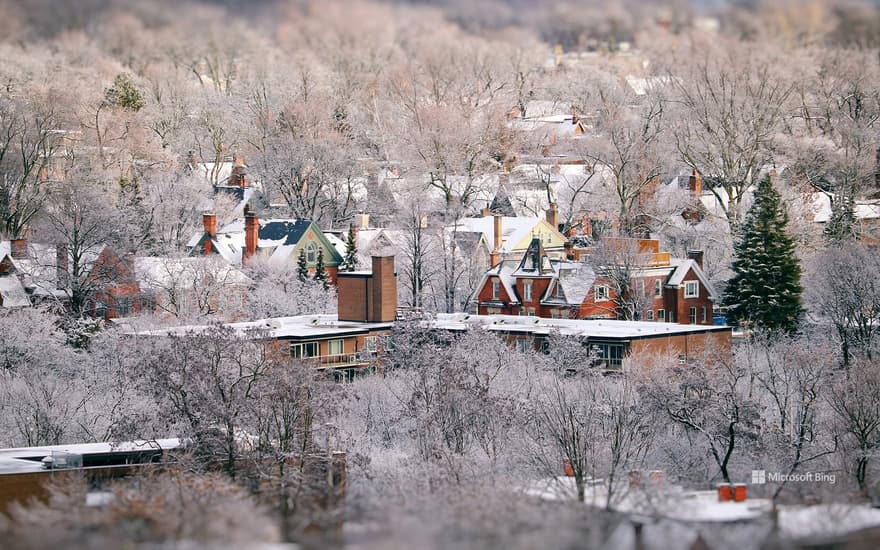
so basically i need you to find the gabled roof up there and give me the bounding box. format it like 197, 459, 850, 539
190, 218, 342, 267
0, 240, 107, 298
542, 263, 595, 306
451, 216, 565, 253
512, 238, 555, 277
479, 260, 521, 305
0, 272, 30, 308
666, 259, 718, 300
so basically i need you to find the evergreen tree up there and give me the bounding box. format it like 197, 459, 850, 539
104, 73, 145, 112
296, 249, 309, 283
723, 176, 803, 333
340, 226, 360, 272
313, 249, 330, 290
824, 194, 859, 242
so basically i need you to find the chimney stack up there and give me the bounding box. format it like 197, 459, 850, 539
355, 212, 370, 229
370, 255, 397, 322
489, 249, 500, 267
480, 203, 492, 217
493, 213, 503, 251
687, 250, 704, 269
203, 213, 217, 256
56, 244, 68, 290
688, 169, 702, 196
546, 202, 559, 231
244, 207, 258, 263
10, 238, 27, 259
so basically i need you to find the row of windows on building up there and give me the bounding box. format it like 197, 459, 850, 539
290, 336, 381, 359
492, 278, 700, 302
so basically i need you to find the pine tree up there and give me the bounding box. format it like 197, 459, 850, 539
296, 249, 309, 283
313, 249, 330, 290
104, 73, 145, 112
723, 176, 803, 333
340, 226, 359, 272
824, 194, 859, 242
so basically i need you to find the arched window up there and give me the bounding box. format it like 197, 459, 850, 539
306, 243, 317, 264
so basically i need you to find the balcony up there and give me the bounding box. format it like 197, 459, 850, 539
304, 352, 378, 370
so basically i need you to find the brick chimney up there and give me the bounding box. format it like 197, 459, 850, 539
336, 255, 398, 323
370, 255, 397, 322
688, 169, 702, 196
687, 250, 704, 269
489, 249, 500, 267
493, 213, 503, 251
202, 213, 217, 256
10, 238, 27, 259
56, 244, 68, 290
244, 208, 258, 263
546, 202, 559, 231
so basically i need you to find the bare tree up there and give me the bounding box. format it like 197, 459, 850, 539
0, 94, 63, 238
664, 38, 795, 228
637, 349, 761, 484
807, 244, 880, 366
827, 359, 880, 494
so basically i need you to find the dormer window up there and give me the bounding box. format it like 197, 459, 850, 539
306, 243, 318, 264
492, 279, 500, 300
523, 280, 533, 302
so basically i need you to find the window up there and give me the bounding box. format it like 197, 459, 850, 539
689, 307, 697, 324
594, 343, 625, 369
646, 310, 654, 321
516, 339, 531, 353
637, 279, 645, 296
678, 354, 687, 365
291, 342, 318, 359
491, 279, 500, 300
685, 281, 699, 298
328, 339, 344, 356
518, 309, 526, 316
114, 296, 133, 317
655, 280, 662, 297
527, 310, 536, 317
551, 310, 560, 319
701, 307, 707, 323
93, 300, 107, 318
594, 285, 610, 301
657, 309, 665, 321
364, 336, 378, 352
523, 280, 533, 302
554, 282, 565, 299
306, 243, 317, 264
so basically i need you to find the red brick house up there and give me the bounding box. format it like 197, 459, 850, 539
473, 237, 717, 325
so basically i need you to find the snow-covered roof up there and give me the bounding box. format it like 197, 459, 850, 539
624, 75, 676, 96
0, 275, 30, 308
0, 438, 184, 475
134, 314, 393, 341
666, 258, 718, 300
452, 216, 563, 254
135, 257, 252, 289
0, 240, 106, 298
810, 192, 880, 224
431, 313, 729, 339
189, 218, 341, 268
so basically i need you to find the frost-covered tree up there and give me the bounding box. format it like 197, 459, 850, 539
723, 176, 803, 333
339, 225, 359, 272
313, 249, 330, 291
